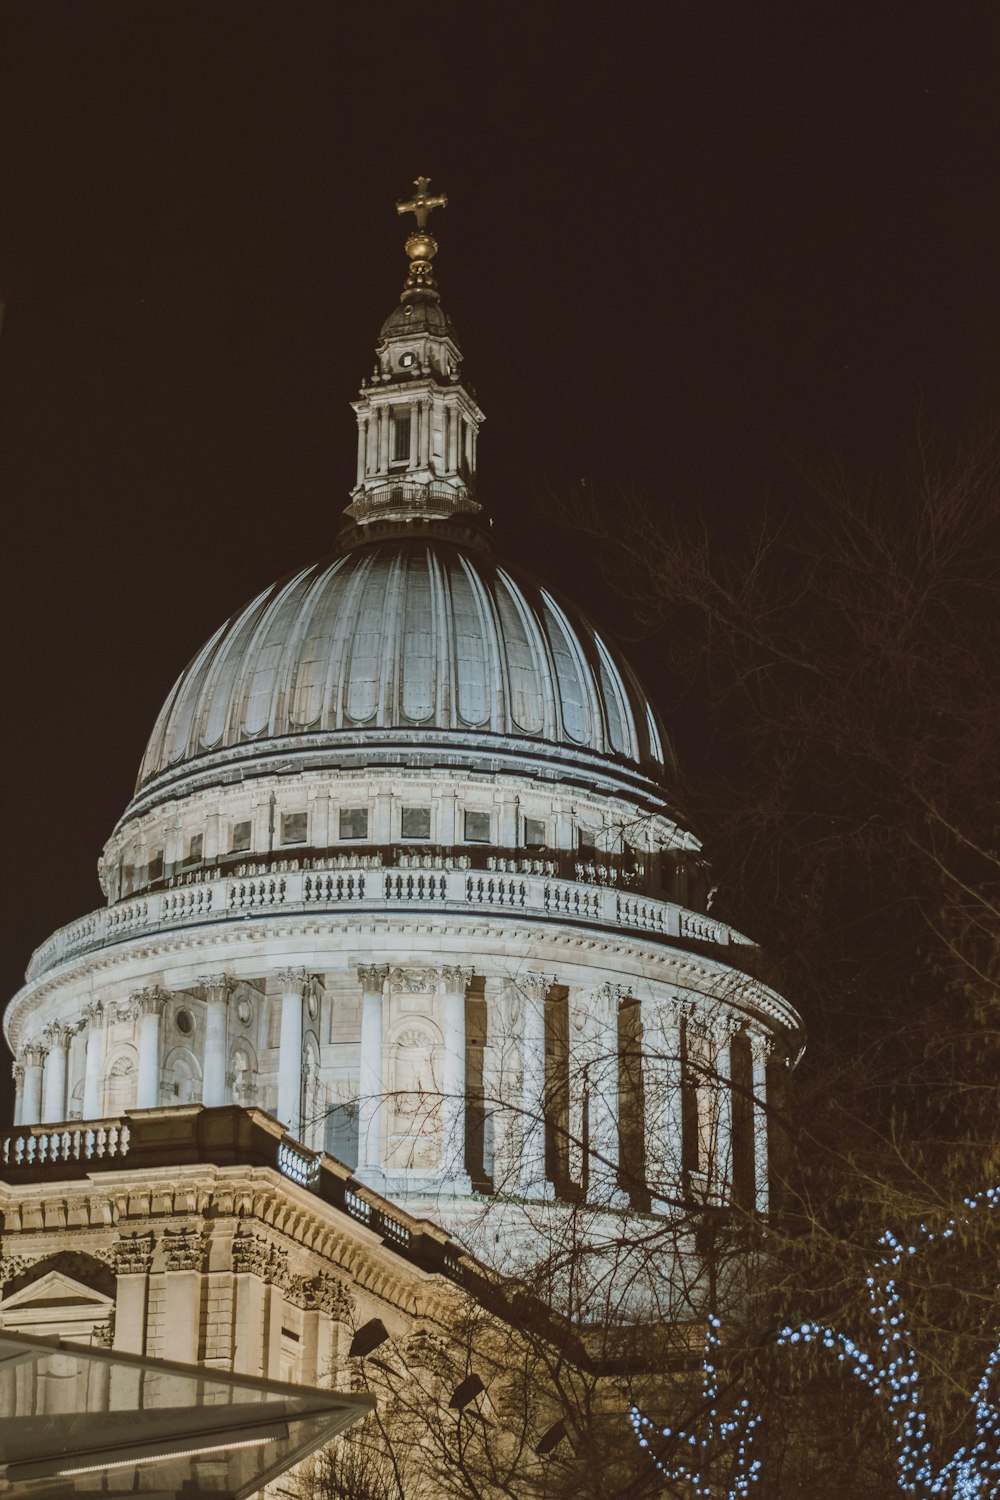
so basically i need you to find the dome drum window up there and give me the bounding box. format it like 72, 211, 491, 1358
523, 817, 546, 850
338, 808, 369, 841
401, 806, 431, 840
231, 821, 252, 853
184, 833, 203, 867
281, 812, 308, 845
463, 810, 491, 843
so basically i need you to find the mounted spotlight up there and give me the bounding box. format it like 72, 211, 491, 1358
449, 1373, 485, 1410
349, 1319, 389, 1359
536, 1418, 567, 1455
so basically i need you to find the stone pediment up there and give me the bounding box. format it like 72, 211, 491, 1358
0, 1271, 114, 1334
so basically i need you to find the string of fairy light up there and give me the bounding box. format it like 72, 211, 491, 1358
628, 1187, 1000, 1498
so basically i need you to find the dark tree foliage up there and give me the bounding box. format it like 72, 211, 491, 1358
569, 432, 1000, 1493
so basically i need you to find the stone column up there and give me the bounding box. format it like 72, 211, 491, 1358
276, 968, 308, 1138
160, 1230, 204, 1364
440, 967, 472, 1193
82, 1003, 107, 1120
356, 964, 388, 1186
200, 974, 232, 1108
11, 1061, 24, 1127
583, 985, 627, 1206
483, 981, 517, 1192
640, 998, 684, 1213
135, 988, 167, 1109
519, 975, 553, 1199
41, 1023, 72, 1123
751, 1037, 770, 1215
20, 1043, 46, 1126
711, 1029, 734, 1206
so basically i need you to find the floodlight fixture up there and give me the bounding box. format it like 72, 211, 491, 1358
349, 1318, 390, 1359
449, 1373, 485, 1410
536, 1418, 568, 1455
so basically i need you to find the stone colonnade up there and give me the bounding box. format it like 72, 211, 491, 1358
11, 966, 774, 1214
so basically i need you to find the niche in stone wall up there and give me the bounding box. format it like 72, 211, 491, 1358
385, 1018, 443, 1170
229, 1039, 258, 1107
101, 1048, 138, 1115
163, 1045, 202, 1104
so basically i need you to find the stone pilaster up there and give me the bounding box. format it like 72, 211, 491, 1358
41, 1023, 74, 1124
82, 1002, 107, 1120
355, 964, 388, 1187
712, 1027, 734, 1206
751, 1036, 771, 1215
439, 966, 473, 1193
20, 1043, 46, 1126
578, 984, 628, 1207
134, 988, 168, 1108
11, 1060, 24, 1127
276, 968, 309, 1138
640, 997, 684, 1212
518, 974, 553, 1199
199, 973, 233, 1108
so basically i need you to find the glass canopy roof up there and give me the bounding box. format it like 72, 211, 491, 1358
0, 1331, 374, 1499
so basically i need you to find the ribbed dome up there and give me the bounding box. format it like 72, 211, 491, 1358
136, 537, 668, 793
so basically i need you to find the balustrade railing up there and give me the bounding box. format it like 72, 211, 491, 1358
1, 1120, 131, 1167
25, 862, 749, 982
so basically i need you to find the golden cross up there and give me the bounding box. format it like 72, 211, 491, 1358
396, 176, 447, 231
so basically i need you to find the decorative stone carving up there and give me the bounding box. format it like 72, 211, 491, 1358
357, 964, 389, 993
113, 1233, 155, 1276
92, 1318, 115, 1348
283, 1272, 352, 1319
389, 966, 439, 993
276, 967, 309, 994
198, 973, 233, 1003
518, 973, 553, 1002
161, 1229, 206, 1272
133, 987, 168, 1017
23, 1041, 48, 1067
440, 965, 472, 993
231, 1226, 289, 1287
0, 1252, 31, 1286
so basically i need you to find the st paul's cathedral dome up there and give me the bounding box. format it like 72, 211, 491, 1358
3, 181, 802, 1292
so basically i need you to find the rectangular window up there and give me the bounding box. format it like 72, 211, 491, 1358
339, 807, 369, 840
122, 863, 134, 895
524, 817, 546, 849
578, 827, 598, 855
185, 832, 204, 866
147, 851, 164, 882
401, 805, 431, 839
231, 820, 252, 853
464, 810, 491, 843
392, 414, 411, 462
281, 811, 308, 845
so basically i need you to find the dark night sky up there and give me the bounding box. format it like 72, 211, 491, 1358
2, 2, 1000, 1099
